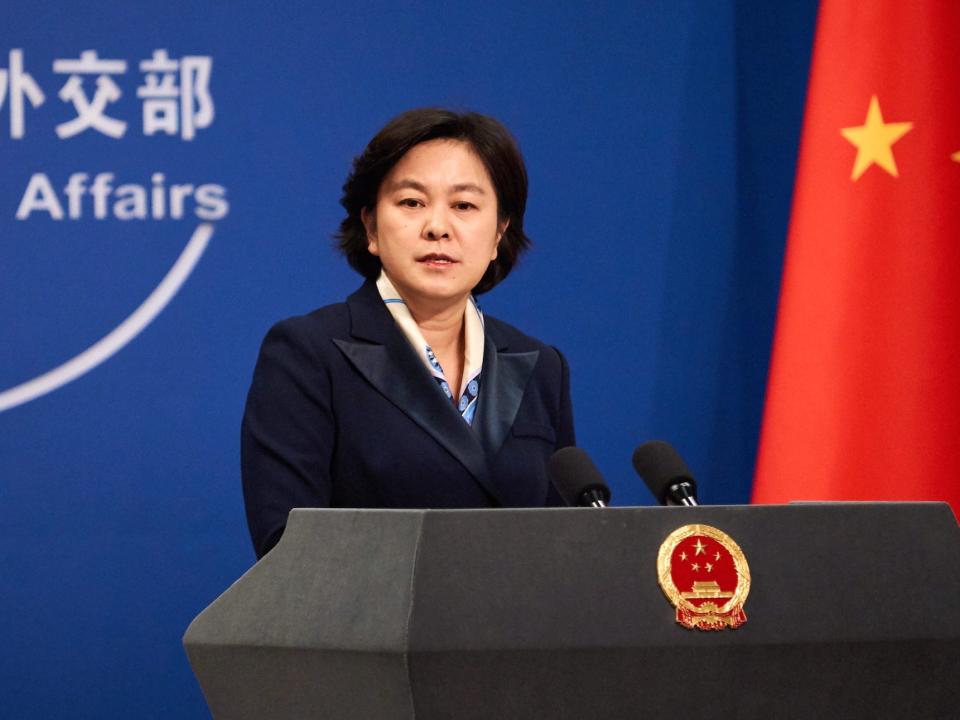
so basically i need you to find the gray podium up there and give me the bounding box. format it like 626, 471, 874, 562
184, 503, 960, 719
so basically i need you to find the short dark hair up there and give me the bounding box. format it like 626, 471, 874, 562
336, 108, 531, 295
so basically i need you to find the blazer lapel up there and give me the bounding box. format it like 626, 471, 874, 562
474, 323, 540, 460
333, 282, 503, 504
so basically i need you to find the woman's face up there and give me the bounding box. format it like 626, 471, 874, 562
363, 138, 505, 312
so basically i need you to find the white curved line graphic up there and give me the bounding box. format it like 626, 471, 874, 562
0, 223, 214, 414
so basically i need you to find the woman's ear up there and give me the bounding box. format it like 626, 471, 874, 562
361, 207, 379, 255
492, 219, 510, 260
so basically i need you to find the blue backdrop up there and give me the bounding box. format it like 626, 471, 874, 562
1, 1, 817, 716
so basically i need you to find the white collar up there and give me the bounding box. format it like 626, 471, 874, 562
375, 270, 484, 398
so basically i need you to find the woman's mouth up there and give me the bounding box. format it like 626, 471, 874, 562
418, 253, 457, 266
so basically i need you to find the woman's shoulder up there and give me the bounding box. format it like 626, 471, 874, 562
483, 314, 566, 361
259, 300, 352, 355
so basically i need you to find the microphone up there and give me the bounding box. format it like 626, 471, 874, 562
631, 440, 698, 506
548, 447, 611, 508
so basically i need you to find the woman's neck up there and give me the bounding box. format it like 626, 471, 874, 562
405, 296, 466, 356
404, 294, 467, 394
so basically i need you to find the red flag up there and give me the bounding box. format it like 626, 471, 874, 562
753, 2, 960, 517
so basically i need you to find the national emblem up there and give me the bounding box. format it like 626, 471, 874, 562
657, 524, 750, 630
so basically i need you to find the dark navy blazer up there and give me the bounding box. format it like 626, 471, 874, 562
241, 280, 575, 558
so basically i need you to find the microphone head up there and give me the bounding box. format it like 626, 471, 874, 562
548, 447, 611, 507
631, 440, 698, 505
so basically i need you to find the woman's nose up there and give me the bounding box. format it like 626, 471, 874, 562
423, 206, 451, 240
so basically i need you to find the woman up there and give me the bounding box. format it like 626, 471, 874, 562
242, 108, 574, 558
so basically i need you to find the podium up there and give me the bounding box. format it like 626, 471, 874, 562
184, 503, 960, 719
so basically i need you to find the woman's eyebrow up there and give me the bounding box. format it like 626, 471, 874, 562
450, 183, 485, 194
384, 178, 428, 193
385, 179, 486, 195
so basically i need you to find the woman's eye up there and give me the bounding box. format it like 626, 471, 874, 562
399, 198, 422, 208
453, 202, 476, 211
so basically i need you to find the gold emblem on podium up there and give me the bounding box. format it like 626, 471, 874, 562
657, 524, 750, 630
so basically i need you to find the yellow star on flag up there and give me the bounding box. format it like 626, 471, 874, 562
952, 150, 960, 163
840, 95, 913, 180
